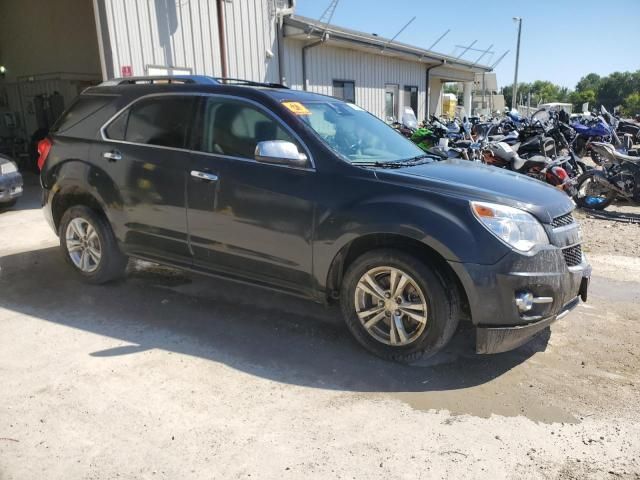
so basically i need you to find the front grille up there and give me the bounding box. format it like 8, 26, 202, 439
562, 244, 582, 267
551, 212, 574, 229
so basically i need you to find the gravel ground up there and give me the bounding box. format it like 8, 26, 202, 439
575, 204, 640, 283
0, 177, 639, 479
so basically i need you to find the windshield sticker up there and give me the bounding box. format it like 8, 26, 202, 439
346, 103, 365, 111
282, 101, 311, 115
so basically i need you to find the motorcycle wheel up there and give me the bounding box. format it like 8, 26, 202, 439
574, 171, 617, 210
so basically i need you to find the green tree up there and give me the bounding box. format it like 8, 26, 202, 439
575, 73, 601, 93
623, 92, 640, 116
498, 70, 640, 114
569, 89, 596, 112
501, 83, 531, 109
597, 71, 637, 110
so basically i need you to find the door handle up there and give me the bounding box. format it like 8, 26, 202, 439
103, 150, 122, 162
190, 170, 218, 182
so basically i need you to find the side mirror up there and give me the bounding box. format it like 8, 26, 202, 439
254, 140, 308, 168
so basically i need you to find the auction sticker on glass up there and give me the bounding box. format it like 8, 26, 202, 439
282, 101, 311, 115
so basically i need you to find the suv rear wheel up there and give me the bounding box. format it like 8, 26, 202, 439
340, 249, 459, 362
59, 205, 127, 283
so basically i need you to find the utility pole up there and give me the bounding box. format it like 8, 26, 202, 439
512, 17, 522, 111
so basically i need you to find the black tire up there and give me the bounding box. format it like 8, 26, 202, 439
58, 205, 127, 284
575, 171, 616, 210
340, 249, 460, 363
0, 199, 17, 210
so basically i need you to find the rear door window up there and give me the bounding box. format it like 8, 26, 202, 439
104, 95, 197, 149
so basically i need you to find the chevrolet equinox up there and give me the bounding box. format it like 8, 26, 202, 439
39, 76, 591, 362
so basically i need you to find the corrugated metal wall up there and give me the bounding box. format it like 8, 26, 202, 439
97, 1, 472, 120
222, 0, 280, 82
100, 0, 279, 82
102, 0, 222, 77
283, 39, 427, 121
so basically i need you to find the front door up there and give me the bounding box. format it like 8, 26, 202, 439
99, 94, 198, 262
187, 96, 316, 294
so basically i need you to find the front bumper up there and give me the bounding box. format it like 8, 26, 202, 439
449, 245, 591, 354
0, 171, 23, 203
476, 283, 587, 354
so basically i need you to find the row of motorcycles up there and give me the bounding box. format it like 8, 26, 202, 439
392, 106, 640, 211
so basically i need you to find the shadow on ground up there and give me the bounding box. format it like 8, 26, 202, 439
0, 245, 550, 397
581, 207, 640, 223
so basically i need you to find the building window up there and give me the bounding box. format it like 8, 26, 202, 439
333, 80, 355, 103
385, 84, 399, 122
403, 86, 418, 116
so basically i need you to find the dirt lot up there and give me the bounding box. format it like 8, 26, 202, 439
1, 176, 639, 479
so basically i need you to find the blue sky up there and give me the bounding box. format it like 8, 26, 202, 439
295, 0, 640, 89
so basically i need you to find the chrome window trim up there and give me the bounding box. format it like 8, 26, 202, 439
99, 92, 316, 171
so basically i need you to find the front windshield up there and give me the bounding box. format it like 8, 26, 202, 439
531, 109, 550, 125
290, 100, 425, 163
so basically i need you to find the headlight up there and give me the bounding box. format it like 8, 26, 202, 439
0, 161, 17, 175
471, 201, 549, 252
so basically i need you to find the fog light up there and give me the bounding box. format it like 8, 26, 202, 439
515, 291, 534, 312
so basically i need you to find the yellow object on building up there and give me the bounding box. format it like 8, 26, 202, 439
442, 93, 457, 118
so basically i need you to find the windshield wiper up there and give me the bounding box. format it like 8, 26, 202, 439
396, 154, 433, 164
352, 154, 434, 169
381, 154, 434, 167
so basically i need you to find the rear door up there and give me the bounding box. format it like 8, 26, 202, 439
99, 94, 197, 263
187, 95, 316, 294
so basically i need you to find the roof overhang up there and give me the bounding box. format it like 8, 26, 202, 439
283, 15, 493, 76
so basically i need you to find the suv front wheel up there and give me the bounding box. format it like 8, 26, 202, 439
340, 249, 460, 363
59, 205, 127, 284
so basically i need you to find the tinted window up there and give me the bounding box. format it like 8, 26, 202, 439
105, 110, 128, 140
105, 96, 196, 148
52, 95, 113, 134
403, 86, 418, 116
333, 80, 355, 103
198, 98, 297, 159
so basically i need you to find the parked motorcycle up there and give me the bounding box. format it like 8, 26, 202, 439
482, 141, 577, 196
574, 142, 640, 210
571, 106, 632, 163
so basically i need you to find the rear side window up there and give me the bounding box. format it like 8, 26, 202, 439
52, 95, 114, 134
104, 96, 196, 149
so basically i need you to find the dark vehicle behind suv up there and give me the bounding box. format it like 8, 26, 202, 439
39, 76, 590, 362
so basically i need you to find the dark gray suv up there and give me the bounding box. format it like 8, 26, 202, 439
38, 76, 590, 362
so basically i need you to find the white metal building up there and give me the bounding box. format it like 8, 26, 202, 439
0, 0, 492, 150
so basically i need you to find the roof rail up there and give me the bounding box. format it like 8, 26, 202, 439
99, 75, 219, 86
99, 75, 289, 89
211, 77, 289, 89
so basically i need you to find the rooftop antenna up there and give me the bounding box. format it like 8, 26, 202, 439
307, 0, 340, 40
381, 16, 416, 53
427, 29, 450, 51
490, 50, 510, 69
472, 44, 494, 66
419, 29, 450, 62
454, 45, 495, 55
456, 40, 477, 59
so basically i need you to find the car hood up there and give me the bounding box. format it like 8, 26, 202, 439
374, 159, 574, 224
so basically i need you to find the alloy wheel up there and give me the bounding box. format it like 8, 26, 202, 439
65, 217, 102, 273
354, 266, 428, 346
